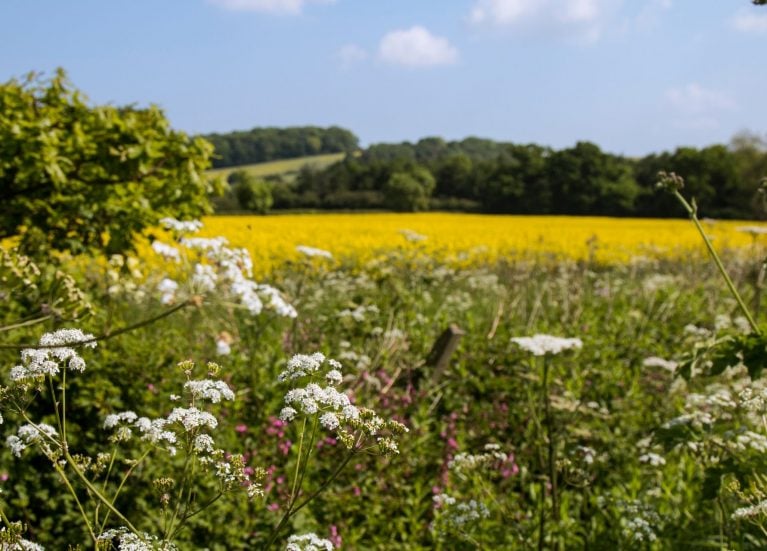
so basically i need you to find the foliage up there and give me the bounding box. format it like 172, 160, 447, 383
263, 134, 767, 218
204, 127, 358, 169
229, 171, 273, 214
0, 69, 217, 257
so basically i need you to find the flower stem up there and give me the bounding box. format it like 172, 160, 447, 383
673, 190, 760, 334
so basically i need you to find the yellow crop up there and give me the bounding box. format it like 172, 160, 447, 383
169, 213, 767, 277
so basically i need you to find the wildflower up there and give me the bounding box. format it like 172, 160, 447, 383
151, 241, 181, 262
191, 263, 217, 292
97, 526, 178, 550
285, 533, 334, 551
638, 452, 666, 466
166, 407, 218, 432
642, 356, 677, 372
296, 245, 333, 259
160, 217, 203, 234
216, 332, 233, 356
184, 379, 235, 403
7, 423, 58, 458
157, 278, 179, 305
511, 334, 582, 356
103, 411, 138, 430
11, 329, 96, 381
732, 499, 767, 520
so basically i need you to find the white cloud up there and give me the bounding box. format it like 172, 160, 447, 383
378, 26, 458, 68
468, 0, 619, 43
469, 0, 539, 25
665, 83, 736, 115
208, 0, 334, 15
337, 44, 368, 68
730, 8, 767, 33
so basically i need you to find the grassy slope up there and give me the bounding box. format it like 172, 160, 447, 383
207, 152, 346, 182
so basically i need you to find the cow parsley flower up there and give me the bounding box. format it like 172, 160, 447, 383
296, 245, 333, 259
98, 526, 178, 550
511, 334, 582, 356
184, 379, 235, 403
157, 278, 179, 305
160, 217, 203, 234
286, 533, 334, 551
167, 407, 218, 432
11, 329, 96, 381
7, 423, 58, 458
151, 241, 181, 262
642, 356, 677, 372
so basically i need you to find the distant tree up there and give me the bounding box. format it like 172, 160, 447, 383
205, 126, 358, 168
383, 167, 435, 211
229, 170, 273, 214
546, 142, 638, 215
0, 69, 216, 256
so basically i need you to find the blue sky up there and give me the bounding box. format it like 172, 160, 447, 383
1, 0, 765, 156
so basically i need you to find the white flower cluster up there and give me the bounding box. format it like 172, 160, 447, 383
160, 217, 203, 234
448, 443, 508, 474
638, 452, 666, 467
285, 532, 334, 551
278, 353, 334, 382
151, 241, 181, 262
278, 352, 408, 453
7, 423, 58, 458
184, 379, 235, 403
642, 356, 677, 372
281, 384, 359, 425
157, 278, 179, 305
616, 500, 660, 544
338, 304, 379, 323
167, 407, 218, 432
400, 229, 427, 243
104, 412, 178, 453
432, 493, 490, 531
296, 245, 333, 259
10, 329, 96, 382
97, 526, 178, 551
736, 225, 767, 236
511, 334, 583, 356
151, 220, 296, 319
0, 528, 44, 551
732, 499, 767, 520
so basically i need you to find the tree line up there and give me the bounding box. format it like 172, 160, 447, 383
204, 126, 359, 168
223, 134, 767, 220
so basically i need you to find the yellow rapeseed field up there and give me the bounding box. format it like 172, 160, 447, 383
177, 213, 767, 277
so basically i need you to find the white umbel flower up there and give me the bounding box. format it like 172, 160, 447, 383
511, 334, 582, 356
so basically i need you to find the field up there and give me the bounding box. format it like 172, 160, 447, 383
207, 153, 347, 182
188, 213, 767, 277
5, 212, 767, 549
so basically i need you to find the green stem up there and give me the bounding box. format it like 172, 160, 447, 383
53, 461, 97, 545
64, 451, 141, 535
99, 449, 151, 534
0, 300, 193, 350
0, 314, 52, 333
542, 357, 559, 547
673, 190, 760, 334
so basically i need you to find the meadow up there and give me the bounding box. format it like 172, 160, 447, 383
4, 212, 767, 549
207, 153, 346, 183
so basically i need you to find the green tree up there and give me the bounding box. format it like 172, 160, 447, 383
0, 69, 217, 256
383, 167, 435, 212
229, 170, 273, 214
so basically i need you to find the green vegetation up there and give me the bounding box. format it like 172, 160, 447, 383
5, 211, 767, 548
207, 153, 346, 182
203, 127, 357, 169
275, 134, 767, 218
0, 70, 217, 257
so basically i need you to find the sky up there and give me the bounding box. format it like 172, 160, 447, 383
1, 0, 766, 156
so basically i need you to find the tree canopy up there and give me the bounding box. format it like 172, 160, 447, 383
0, 69, 217, 256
